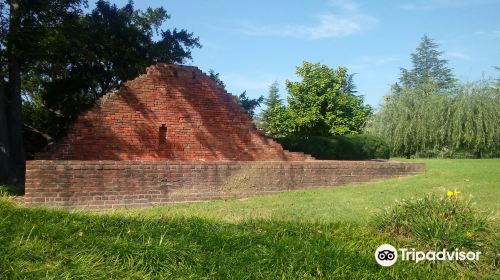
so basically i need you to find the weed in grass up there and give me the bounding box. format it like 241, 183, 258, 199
374, 191, 500, 277
375, 191, 492, 251
0, 185, 12, 197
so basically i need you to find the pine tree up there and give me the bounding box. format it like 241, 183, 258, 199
398, 35, 456, 94
264, 81, 282, 109
236, 91, 263, 118
257, 81, 284, 135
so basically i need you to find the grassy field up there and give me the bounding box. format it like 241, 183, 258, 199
117, 159, 500, 224
0, 159, 499, 279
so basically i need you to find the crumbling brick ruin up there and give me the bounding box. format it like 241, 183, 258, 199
26, 64, 425, 209
37, 64, 312, 161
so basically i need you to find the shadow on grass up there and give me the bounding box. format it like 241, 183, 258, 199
1, 199, 493, 279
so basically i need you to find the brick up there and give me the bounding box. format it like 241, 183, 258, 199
23, 63, 426, 209
24, 160, 424, 209
36, 64, 310, 162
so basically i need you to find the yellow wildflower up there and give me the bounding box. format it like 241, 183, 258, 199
465, 231, 473, 238
446, 188, 461, 198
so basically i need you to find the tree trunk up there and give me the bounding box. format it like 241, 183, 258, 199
5, 0, 25, 193
6, 57, 24, 193
0, 82, 10, 184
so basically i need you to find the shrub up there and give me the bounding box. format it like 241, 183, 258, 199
350, 134, 391, 159
375, 191, 493, 251
0, 185, 14, 197
276, 134, 390, 160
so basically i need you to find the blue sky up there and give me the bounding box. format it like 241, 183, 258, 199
110, 0, 499, 108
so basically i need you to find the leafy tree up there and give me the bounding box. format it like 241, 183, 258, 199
1, 0, 201, 190
284, 61, 372, 136
207, 69, 263, 118
396, 35, 456, 94
1, 0, 84, 191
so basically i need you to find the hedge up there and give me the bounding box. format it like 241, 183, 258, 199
276, 135, 390, 160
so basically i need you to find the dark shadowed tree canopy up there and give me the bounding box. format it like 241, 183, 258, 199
208, 69, 263, 118
1, 0, 86, 191
0, 0, 201, 190
235, 91, 263, 118
208, 69, 226, 89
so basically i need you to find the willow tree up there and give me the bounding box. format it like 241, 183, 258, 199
368, 35, 462, 158
368, 80, 500, 158
495, 67, 500, 90
367, 84, 449, 157
448, 81, 500, 157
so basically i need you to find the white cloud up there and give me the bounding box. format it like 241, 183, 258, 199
476, 30, 500, 38
400, 0, 495, 10
347, 55, 398, 70
311, 14, 377, 39
239, 0, 377, 40
446, 51, 471, 60
399, 3, 428, 10
222, 73, 280, 92
240, 14, 377, 40
328, 0, 359, 11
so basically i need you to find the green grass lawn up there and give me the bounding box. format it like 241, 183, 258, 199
116, 159, 500, 225
0, 159, 499, 279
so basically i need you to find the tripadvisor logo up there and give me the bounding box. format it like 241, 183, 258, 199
375, 244, 481, 267
375, 244, 398, 267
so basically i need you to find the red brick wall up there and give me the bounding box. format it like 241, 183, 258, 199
37, 64, 311, 161
25, 160, 425, 209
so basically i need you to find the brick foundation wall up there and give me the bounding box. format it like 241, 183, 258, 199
25, 160, 424, 209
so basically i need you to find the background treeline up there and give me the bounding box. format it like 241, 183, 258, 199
367, 80, 500, 158
257, 36, 500, 160
254, 62, 381, 160
209, 61, 383, 160
366, 36, 500, 158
